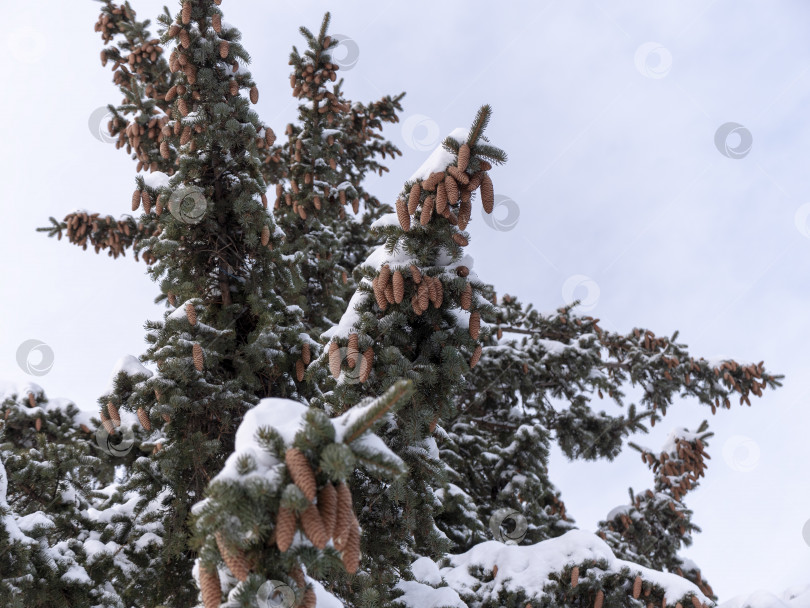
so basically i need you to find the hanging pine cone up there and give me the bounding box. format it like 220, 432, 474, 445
408, 182, 421, 214
286, 447, 317, 501
212, 13, 221, 32
417, 282, 429, 312
302, 342, 311, 365
137, 407, 151, 431
342, 515, 361, 574
132, 189, 142, 211
107, 402, 121, 426
100, 410, 115, 435
633, 576, 642, 599
179, 29, 190, 49
384, 282, 395, 305
420, 195, 434, 226
160, 140, 170, 159
347, 333, 359, 368
318, 482, 337, 539
379, 264, 391, 290
265, 127, 275, 146
35, 418, 42, 432
410, 264, 422, 284
215, 532, 250, 582
185, 302, 197, 325
301, 588, 317, 608
571, 566, 579, 587
423, 171, 444, 191
261, 225, 270, 246
329, 341, 341, 379
178, 98, 189, 116
296, 359, 305, 382
452, 233, 468, 247
181, 1, 191, 24
219, 40, 229, 59
301, 504, 328, 549
333, 482, 353, 551
156, 193, 165, 216
396, 197, 410, 231
250, 86, 259, 104
460, 282, 472, 310
481, 172, 495, 214
313, 195, 322, 210
359, 348, 373, 383
199, 566, 221, 608
27, 392, 36, 408
470, 344, 482, 368
275, 507, 296, 552
458, 198, 472, 230
456, 265, 470, 277
469, 312, 480, 340
372, 276, 388, 311
192, 343, 204, 371
392, 271, 404, 303
457, 143, 470, 172
411, 294, 422, 316
594, 590, 604, 608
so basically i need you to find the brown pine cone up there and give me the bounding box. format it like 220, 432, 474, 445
192, 343, 204, 371
633, 576, 642, 599
333, 482, 354, 551
342, 515, 361, 574
392, 271, 404, 303
199, 566, 221, 608
302, 343, 311, 365
347, 333, 359, 368
181, 1, 191, 24
275, 507, 296, 552
265, 127, 276, 146
379, 264, 391, 291
460, 282, 472, 310
445, 174, 459, 205
426, 276, 438, 306
571, 565, 579, 587
301, 504, 328, 549
107, 402, 121, 426
137, 407, 151, 431
132, 189, 142, 212
100, 410, 115, 435
470, 344, 482, 368
420, 195, 434, 226
359, 348, 373, 383
408, 182, 421, 214
410, 264, 422, 284
372, 276, 388, 311
286, 447, 317, 501
456, 266, 470, 277
261, 225, 270, 246
186, 302, 197, 325
34, 418, 42, 432
318, 482, 337, 539
481, 172, 494, 214
433, 278, 443, 308
423, 171, 445, 191
212, 13, 222, 33
219, 40, 229, 59
396, 197, 410, 231
250, 86, 259, 104
452, 233, 468, 247
595, 590, 604, 608
435, 182, 448, 214
466, 171, 483, 192
160, 140, 170, 159
215, 532, 250, 582
457, 143, 470, 172
301, 588, 317, 608
296, 359, 305, 382
313, 195, 322, 210
178, 98, 189, 116
469, 312, 480, 340
179, 29, 190, 49
458, 198, 472, 230
447, 165, 470, 185
418, 282, 429, 312
411, 294, 422, 316
384, 283, 395, 304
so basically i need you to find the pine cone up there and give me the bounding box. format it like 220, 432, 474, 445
185, 302, 197, 325
460, 282, 472, 310
691, 596, 703, 608
469, 312, 480, 340
318, 482, 337, 539
35, 418, 42, 432
215, 532, 250, 582
181, 1, 191, 25
100, 410, 116, 435
457, 143, 470, 172
107, 402, 121, 426
27, 392, 36, 408
420, 195, 434, 226
633, 576, 642, 599
571, 565, 579, 587
379, 264, 391, 291
250, 86, 259, 104
265, 127, 276, 146
470, 344, 482, 368
302, 343, 311, 365
137, 407, 152, 431
286, 447, 317, 501
466, 171, 483, 192
342, 515, 361, 574
333, 482, 353, 551
458, 198, 471, 230
411, 294, 422, 316
313, 195, 322, 210
199, 566, 221, 608
423, 171, 444, 191
192, 343, 204, 371
301, 588, 317, 608
481, 172, 494, 214
179, 29, 190, 49
408, 183, 421, 214
392, 271, 404, 303
452, 233, 468, 247
212, 13, 222, 33
178, 98, 189, 116
456, 266, 470, 278
329, 341, 341, 379
435, 182, 448, 214
296, 359, 305, 382
396, 197, 410, 231
384, 283, 395, 304
410, 264, 422, 284
359, 348, 373, 383
132, 189, 142, 211
261, 225, 270, 246
445, 174, 459, 206
346, 333, 359, 368
160, 140, 170, 159
447, 165, 470, 186
372, 276, 388, 311
219, 40, 229, 59
156, 194, 165, 216
301, 504, 328, 549
418, 282, 429, 312
275, 507, 296, 552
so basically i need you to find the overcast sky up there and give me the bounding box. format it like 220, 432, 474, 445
1, 0, 809, 601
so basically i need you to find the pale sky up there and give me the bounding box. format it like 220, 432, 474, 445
1, 0, 809, 601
